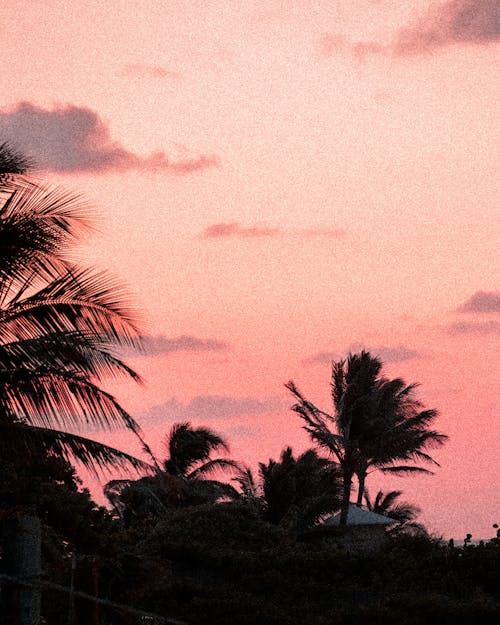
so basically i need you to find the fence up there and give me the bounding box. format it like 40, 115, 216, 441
0, 515, 188, 625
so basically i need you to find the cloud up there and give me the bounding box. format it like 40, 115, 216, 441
122, 63, 181, 80
352, 41, 387, 60
320, 33, 387, 60
141, 395, 289, 424
395, 0, 500, 54
456, 291, 500, 314
320, 1, 499, 60
447, 320, 500, 335
305, 343, 423, 365
201, 222, 280, 239
200, 222, 346, 240
319, 33, 348, 57
220, 424, 260, 439
0, 102, 218, 174
122, 335, 228, 357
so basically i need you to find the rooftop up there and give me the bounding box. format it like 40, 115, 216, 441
325, 504, 396, 527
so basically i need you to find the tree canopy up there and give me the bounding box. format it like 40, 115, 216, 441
287, 350, 447, 524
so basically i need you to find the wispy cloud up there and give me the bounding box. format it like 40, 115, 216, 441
395, 0, 500, 54
320, 33, 388, 61
219, 424, 260, 440
122, 335, 228, 357
200, 222, 346, 240
319, 33, 348, 57
201, 222, 280, 239
122, 63, 181, 80
141, 395, 288, 424
0, 102, 218, 174
447, 320, 500, 335
456, 291, 500, 314
320, 0, 499, 60
305, 343, 424, 365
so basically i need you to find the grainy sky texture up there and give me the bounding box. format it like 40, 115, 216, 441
1, 0, 498, 538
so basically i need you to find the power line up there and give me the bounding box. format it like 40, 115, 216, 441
0, 572, 188, 625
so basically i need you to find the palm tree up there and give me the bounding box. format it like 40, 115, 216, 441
364, 489, 426, 535
162, 422, 238, 478
0, 142, 30, 177
234, 447, 342, 533
0, 144, 151, 475
105, 422, 239, 522
286, 351, 447, 525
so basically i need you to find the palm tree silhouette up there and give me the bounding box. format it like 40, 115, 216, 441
105, 422, 239, 522
286, 351, 446, 525
364, 489, 425, 535
0, 144, 150, 475
162, 421, 238, 478
234, 447, 341, 532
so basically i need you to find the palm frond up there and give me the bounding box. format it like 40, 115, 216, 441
165, 422, 230, 476
0, 367, 142, 432
187, 458, 241, 479
0, 142, 31, 175
380, 465, 433, 475
0, 332, 142, 382
0, 422, 152, 477
0, 267, 141, 347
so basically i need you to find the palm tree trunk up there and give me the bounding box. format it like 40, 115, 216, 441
356, 470, 366, 507
339, 471, 352, 526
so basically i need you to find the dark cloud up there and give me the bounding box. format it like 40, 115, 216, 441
141, 395, 288, 423
447, 320, 500, 335
320, 1, 499, 60
305, 343, 423, 365
395, 0, 500, 54
456, 291, 500, 314
123, 335, 228, 357
200, 222, 346, 240
122, 63, 181, 80
0, 102, 218, 174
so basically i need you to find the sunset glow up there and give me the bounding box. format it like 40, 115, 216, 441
2, 0, 498, 539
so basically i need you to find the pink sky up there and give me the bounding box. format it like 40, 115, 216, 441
1, 0, 498, 538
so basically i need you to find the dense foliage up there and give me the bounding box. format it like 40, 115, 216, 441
27, 491, 500, 624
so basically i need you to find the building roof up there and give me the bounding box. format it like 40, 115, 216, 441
324, 504, 396, 527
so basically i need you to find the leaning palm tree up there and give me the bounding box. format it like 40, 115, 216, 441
0, 144, 151, 475
105, 422, 239, 522
286, 350, 447, 525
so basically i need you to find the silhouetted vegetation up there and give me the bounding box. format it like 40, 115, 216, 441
287, 351, 447, 524
1, 147, 498, 625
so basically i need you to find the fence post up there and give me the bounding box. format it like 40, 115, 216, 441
1, 514, 42, 625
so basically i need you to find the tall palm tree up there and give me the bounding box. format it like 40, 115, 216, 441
286, 351, 447, 525
105, 422, 239, 522
0, 144, 151, 475
234, 447, 342, 533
